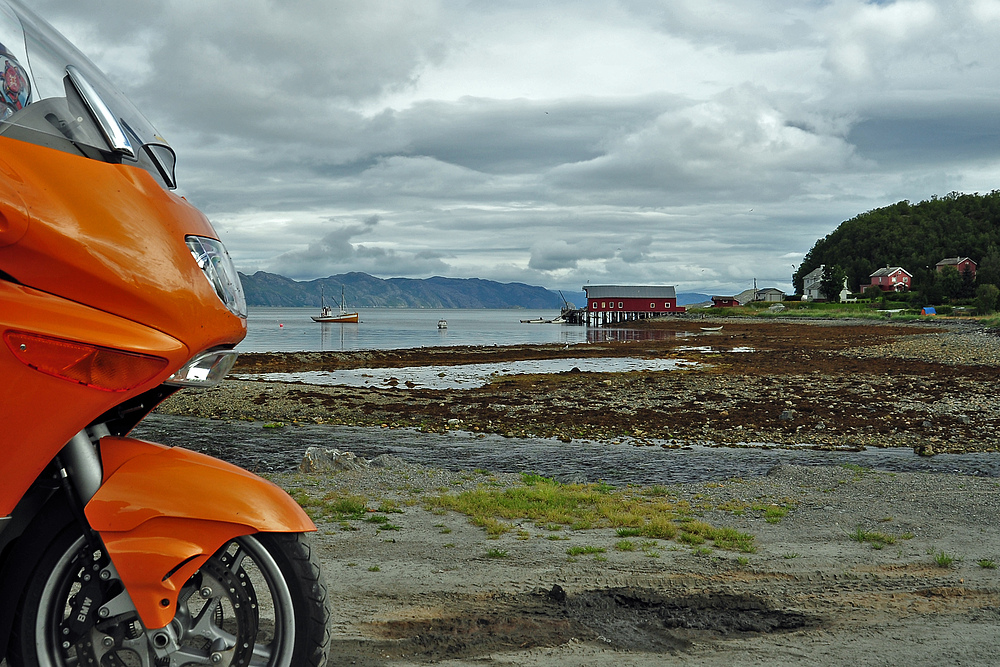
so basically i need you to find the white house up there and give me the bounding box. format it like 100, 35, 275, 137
802, 265, 849, 302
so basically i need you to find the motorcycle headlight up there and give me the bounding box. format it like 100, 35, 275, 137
185, 236, 247, 318
166, 348, 239, 387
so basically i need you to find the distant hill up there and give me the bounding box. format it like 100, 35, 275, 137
793, 191, 1000, 293
239, 271, 567, 309
677, 292, 710, 306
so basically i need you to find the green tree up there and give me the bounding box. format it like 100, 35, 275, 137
977, 248, 1000, 286
862, 284, 883, 301
819, 265, 848, 302
960, 265, 976, 298
976, 284, 1000, 314
939, 266, 962, 300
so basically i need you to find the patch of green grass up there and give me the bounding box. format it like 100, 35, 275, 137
615, 527, 642, 537
848, 525, 896, 548
368, 565, 380, 572
736, 556, 750, 566
759, 505, 790, 524
521, 472, 558, 485
615, 540, 636, 552
290, 489, 369, 522
486, 548, 509, 558
977, 559, 996, 569
426, 477, 755, 552
933, 551, 956, 568
567, 545, 606, 556
678, 531, 705, 546
783, 552, 800, 559
377, 501, 404, 514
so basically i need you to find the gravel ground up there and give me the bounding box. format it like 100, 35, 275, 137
271, 456, 1000, 666
152, 319, 1000, 664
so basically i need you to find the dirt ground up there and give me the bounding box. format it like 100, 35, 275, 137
284, 460, 1000, 666
194, 318, 1000, 666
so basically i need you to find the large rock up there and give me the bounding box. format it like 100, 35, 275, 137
299, 447, 370, 473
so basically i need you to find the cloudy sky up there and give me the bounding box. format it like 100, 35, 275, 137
32, 0, 1000, 295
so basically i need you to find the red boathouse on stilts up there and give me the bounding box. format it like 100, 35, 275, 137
583, 285, 685, 326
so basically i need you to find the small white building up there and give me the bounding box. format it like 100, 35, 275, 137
802, 265, 848, 302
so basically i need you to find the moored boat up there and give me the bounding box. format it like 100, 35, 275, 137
312, 286, 359, 323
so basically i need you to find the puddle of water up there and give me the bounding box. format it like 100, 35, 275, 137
678, 346, 756, 353
234, 356, 700, 390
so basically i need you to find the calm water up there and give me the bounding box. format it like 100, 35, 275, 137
134, 416, 1000, 483
238, 307, 678, 352
236, 357, 699, 390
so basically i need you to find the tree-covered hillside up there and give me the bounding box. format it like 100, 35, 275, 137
794, 191, 1000, 294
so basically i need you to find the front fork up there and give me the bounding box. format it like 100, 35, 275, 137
59, 424, 109, 508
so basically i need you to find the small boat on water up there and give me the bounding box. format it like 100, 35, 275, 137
312, 286, 359, 323
520, 314, 568, 324
437, 319, 448, 329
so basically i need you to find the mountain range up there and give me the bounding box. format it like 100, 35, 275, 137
239, 271, 708, 309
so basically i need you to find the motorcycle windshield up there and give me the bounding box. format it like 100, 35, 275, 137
0, 0, 176, 189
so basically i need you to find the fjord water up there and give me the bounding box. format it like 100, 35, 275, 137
239, 307, 678, 352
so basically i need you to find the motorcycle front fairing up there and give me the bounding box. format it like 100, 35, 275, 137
0, 0, 309, 640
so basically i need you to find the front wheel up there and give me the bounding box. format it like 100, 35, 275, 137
9, 529, 330, 667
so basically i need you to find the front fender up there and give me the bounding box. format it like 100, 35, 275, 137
85, 437, 315, 629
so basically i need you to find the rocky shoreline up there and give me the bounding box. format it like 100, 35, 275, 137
158, 319, 1000, 455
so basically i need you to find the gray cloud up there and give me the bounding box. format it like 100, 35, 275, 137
25, 0, 1000, 296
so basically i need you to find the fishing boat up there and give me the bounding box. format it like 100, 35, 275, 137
437, 319, 448, 329
312, 286, 359, 323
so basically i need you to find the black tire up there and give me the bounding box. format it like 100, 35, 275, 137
9, 527, 330, 667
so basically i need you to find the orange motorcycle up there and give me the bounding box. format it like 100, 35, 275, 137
0, 2, 329, 665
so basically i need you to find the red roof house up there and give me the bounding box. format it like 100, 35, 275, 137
869, 266, 912, 292
936, 257, 977, 278
711, 296, 739, 308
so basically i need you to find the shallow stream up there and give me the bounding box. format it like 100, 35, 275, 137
135, 415, 1000, 485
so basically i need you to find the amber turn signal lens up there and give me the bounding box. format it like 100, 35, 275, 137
4, 331, 168, 392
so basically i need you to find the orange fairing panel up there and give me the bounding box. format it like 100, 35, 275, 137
0, 137, 246, 354
0, 282, 188, 516
86, 437, 315, 629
